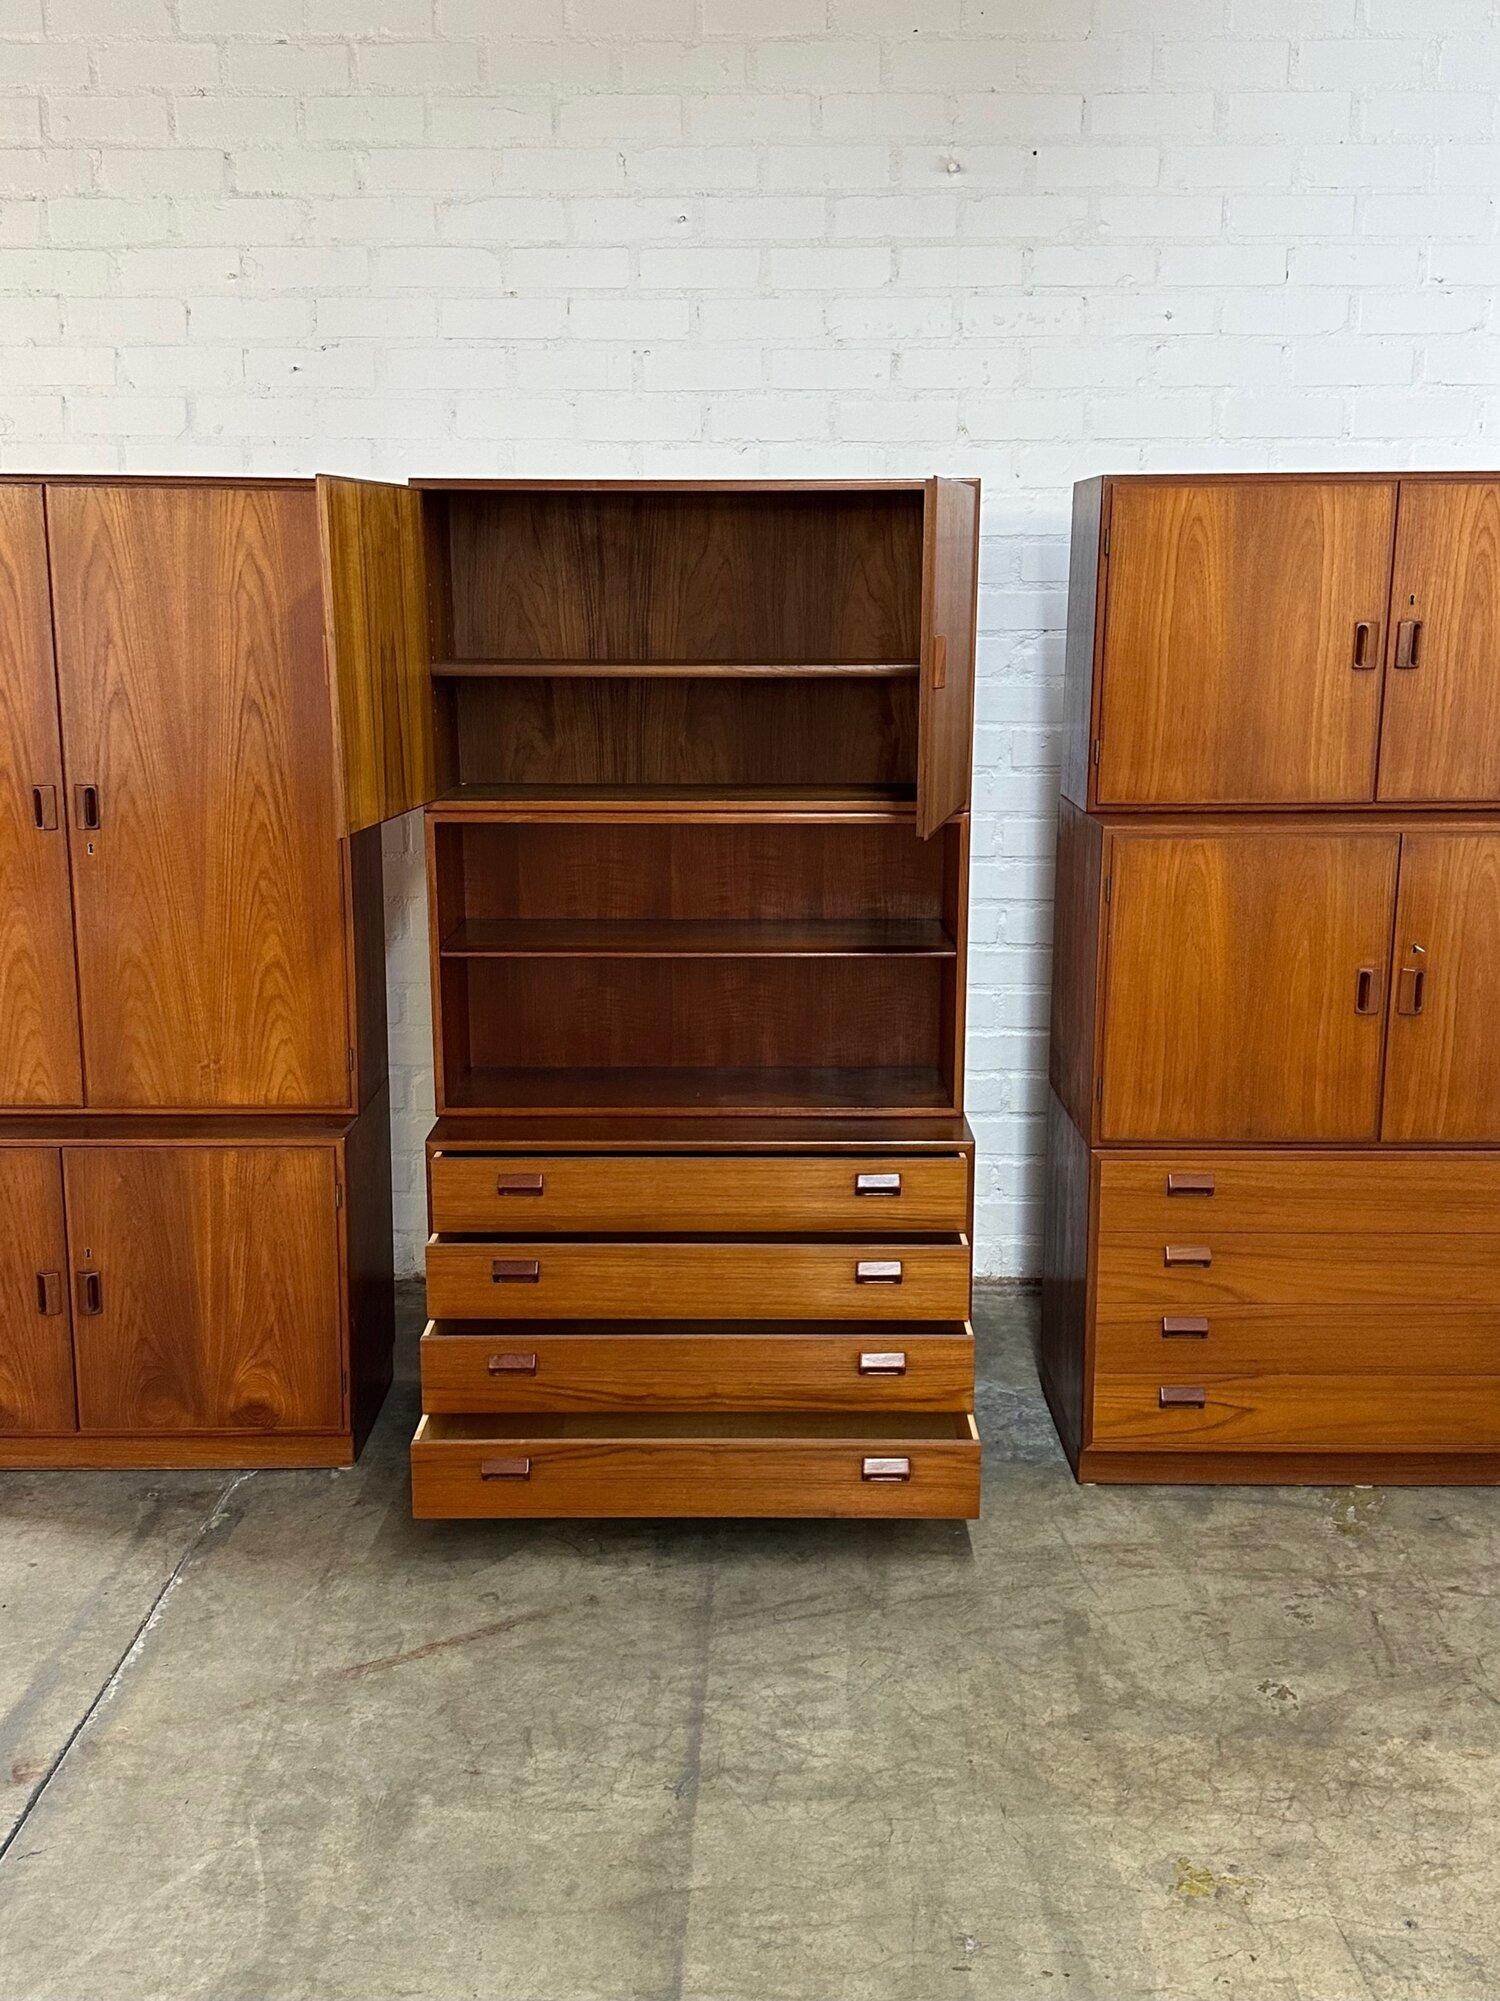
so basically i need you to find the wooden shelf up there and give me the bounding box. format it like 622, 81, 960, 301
433, 659, 918, 680
433, 784, 918, 820
439, 918, 955, 960
444, 1065, 954, 1115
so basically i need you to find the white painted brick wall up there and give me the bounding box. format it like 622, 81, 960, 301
3, 0, 1499, 1274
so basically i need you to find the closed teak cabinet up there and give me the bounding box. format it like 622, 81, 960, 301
0, 1148, 74, 1434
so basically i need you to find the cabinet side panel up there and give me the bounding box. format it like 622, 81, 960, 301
346, 823, 388, 1114
1060, 477, 1105, 812
1041, 1090, 1091, 1471
1048, 797, 1103, 1138
344, 1084, 394, 1452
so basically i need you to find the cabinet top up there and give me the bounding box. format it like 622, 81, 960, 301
1082, 469, 1500, 488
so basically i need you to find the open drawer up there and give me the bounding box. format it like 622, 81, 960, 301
410, 1410, 980, 1518
419, 1318, 975, 1411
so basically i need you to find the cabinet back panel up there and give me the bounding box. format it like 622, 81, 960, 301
438, 821, 944, 925
458, 957, 943, 1073
444, 489, 923, 664
451, 676, 917, 790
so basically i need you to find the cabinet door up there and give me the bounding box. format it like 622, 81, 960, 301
1101, 831, 1399, 1142
1382, 833, 1500, 1141
0, 487, 83, 1106
1097, 479, 1395, 805
0, 1148, 75, 1434
47, 484, 349, 1110
67, 1146, 343, 1434
1377, 481, 1500, 803
916, 477, 979, 839
317, 476, 436, 834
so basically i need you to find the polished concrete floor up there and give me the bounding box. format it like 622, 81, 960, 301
1, 1286, 1498, 2001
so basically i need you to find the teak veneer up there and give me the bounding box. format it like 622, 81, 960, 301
1046, 471, 1500, 1485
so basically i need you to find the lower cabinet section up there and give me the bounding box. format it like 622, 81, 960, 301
411, 1410, 981, 1519
1040, 1095, 1500, 1485
0, 1115, 393, 1468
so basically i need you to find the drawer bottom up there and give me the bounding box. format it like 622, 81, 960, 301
410, 1410, 980, 1519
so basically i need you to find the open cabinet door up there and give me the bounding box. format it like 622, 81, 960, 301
916, 477, 980, 839
317, 476, 437, 834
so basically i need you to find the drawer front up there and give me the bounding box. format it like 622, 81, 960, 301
1095, 1305, 1500, 1379
429, 1151, 968, 1235
1097, 1153, 1500, 1238
426, 1238, 972, 1321
1096, 1233, 1500, 1309
410, 1419, 981, 1519
1092, 1375, 1500, 1453
420, 1322, 975, 1412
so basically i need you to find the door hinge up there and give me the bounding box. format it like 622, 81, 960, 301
334, 1180, 344, 1209
346, 1046, 356, 1073
1091, 737, 1102, 766
1102, 525, 1111, 557
1104, 875, 1112, 904
1095, 1075, 1104, 1101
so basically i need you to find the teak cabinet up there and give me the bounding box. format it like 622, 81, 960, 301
1047, 472, 1500, 1484
0, 478, 394, 1469
311, 476, 982, 1520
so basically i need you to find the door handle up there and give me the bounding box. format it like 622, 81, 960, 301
31, 784, 58, 831
855, 1172, 902, 1197
929, 635, 948, 690
1352, 619, 1379, 669
75, 1269, 103, 1316
490, 1259, 540, 1283
1354, 965, 1381, 1015
1397, 963, 1426, 1015
36, 1271, 63, 1316
73, 783, 101, 831
855, 1260, 903, 1284
495, 1174, 544, 1196
1394, 618, 1422, 669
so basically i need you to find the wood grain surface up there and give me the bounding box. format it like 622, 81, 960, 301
0, 1147, 75, 1434
1383, 832, 1500, 1141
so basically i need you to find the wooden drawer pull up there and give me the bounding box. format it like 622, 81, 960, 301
1159, 1386, 1207, 1409
1354, 965, 1380, 1015
855, 1172, 902, 1196
491, 1258, 541, 1283
480, 1456, 532, 1480
855, 1260, 903, 1284
1394, 617, 1422, 669
1163, 1244, 1211, 1267
858, 1350, 908, 1376
495, 1173, 544, 1196
35, 1270, 62, 1317
75, 1269, 103, 1316
1352, 618, 1378, 669
1166, 1172, 1214, 1196
486, 1352, 538, 1375
1161, 1315, 1209, 1339
73, 782, 101, 832
31, 783, 58, 832
862, 1455, 912, 1482
1397, 960, 1426, 1016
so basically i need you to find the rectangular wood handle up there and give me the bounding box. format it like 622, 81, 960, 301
1161, 1315, 1209, 1339
495, 1173, 544, 1195
73, 783, 101, 831
862, 1455, 912, 1482
487, 1352, 538, 1375
1354, 965, 1380, 1015
1352, 619, 1378, 669
491, 1258, 541, 1283
1166, 1172, 1214, 1196
1159, 1386, 1207, 1408
31, 784, 58, 831
1394, 618, 1422, 669
929, 634, 948, 690
1163, 1244, 1211, 1267
1397, 963, 1426, 1015
36, 1271, 62, 1316
855, 1172, 902, 1196
858, 1351, 908, 1376
855, 1260, 903, 1283
480, 1456, 532, 1480
75, 1269, 103, 1316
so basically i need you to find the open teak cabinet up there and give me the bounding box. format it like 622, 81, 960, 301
315, 477, 982, 1519
1046, 472, 1500, 1485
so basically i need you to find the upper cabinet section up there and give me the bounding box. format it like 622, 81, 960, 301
319, 480, 978, 836
1066, 473, 1500, 812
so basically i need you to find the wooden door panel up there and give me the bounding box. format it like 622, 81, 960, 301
1097, 479, 1395, 805
317, 476, 436, 833
67, 1146, 342, 1434
916, 477, 979, 838
1378, 481, 1500, 803
1383, 833, 1500, 1141
1101, 832, 1398, 1142
0, 487, 82, 1106
47, 484, 349, 1110
0, 1148, 75, 1434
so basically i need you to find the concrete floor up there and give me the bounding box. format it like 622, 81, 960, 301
1, 1289, 1498, 2001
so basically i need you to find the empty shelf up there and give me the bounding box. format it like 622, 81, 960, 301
445, 1065, 954, 1114
432, 659, 919, 679
439, 918, 955, 959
